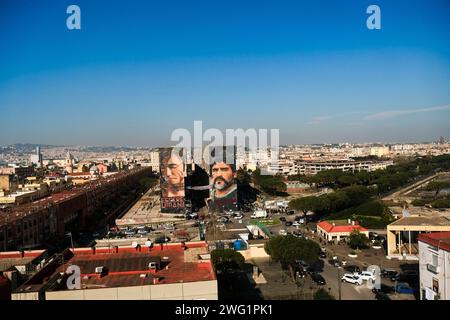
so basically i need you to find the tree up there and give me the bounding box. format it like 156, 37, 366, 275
314, 288, 335, 300
348, 229, 370, 250
426, 181, 450, 199
210, 249, 245, 273
252, 169, 286, 195
236, 168, 252, 185
264, 235, 321, 281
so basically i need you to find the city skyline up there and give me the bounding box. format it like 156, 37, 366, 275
1, 0, 450, 146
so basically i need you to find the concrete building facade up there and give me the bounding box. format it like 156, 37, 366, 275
418, 232, 450, 300
12, 242, 217, 300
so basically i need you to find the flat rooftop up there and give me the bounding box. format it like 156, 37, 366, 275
389, 206, 450, 217
0, 250, 47, 272
14, 242, 215, 293
389, 215, 450, 227
116, 186, 184, 226
0, 168, 149, 226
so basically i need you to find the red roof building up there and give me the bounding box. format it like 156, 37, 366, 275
12, 241, 217, 300
418, 232, 450, 252
417, 232, 450, 300
317, 220, 369, 242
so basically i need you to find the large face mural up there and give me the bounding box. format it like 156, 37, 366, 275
207, 146, 238, 213
160, 148, 185, 212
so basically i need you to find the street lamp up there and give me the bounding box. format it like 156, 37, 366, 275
337, 266, 342, 300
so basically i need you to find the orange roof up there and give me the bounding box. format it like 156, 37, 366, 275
418, 232, 450, 252
317, 220, 368, 233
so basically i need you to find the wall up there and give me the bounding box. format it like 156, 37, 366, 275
418, 241, 449, 300
42, 280, 218, 300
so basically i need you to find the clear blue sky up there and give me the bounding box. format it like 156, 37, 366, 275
1, 0, 449, 146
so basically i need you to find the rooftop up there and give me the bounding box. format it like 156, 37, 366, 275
388, 215, 450, 227
14, 242, 215, 293
418, 232, 450, 252
0, 167, 149, 225
0, 249, 47, 272
317, 220, 368, 233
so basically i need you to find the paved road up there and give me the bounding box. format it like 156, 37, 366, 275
320, 260, 374, 300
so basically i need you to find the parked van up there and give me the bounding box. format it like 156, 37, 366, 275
251, 210, 268, 219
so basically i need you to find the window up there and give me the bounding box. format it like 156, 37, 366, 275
432, 254, 438, 267
432, 278, 439, 293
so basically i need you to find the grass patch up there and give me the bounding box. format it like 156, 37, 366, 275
328, 200, 389, 220
353, 215, 395, 229
326, 200, 394, 229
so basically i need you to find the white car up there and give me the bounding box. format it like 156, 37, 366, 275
341, 273, 363, 285
279, 229, 287, 236
292, 221, 301, 227
356, 271, 376, 282
233, 214, 244, 219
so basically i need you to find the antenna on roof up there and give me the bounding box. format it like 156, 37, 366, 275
402, 209, 411, 217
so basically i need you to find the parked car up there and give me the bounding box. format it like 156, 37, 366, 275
92, 232, 101, 239
381, 269, 398, 278
395, 282, 414, 294
328, 259, 342, 267
163, 224, 175, 230
188, 213, 198, 219
371, 236, 385, 244
357, 271, 376, 282
372, 284, 395, 294
391, 270, 418, 282
279, 217, 287, 222
124, 230, 136, 237
285, 221, 293, 227
279, 229, 287, 236
319, 252, 327, 259
296, 268, 308, 278
344, 265, 361, 273
154, 236, 170, 244
341, 274, 363, 285
311, 273, 326, 285
292, 221, 302, 227
292, 231, 303, 238
307, 260, 324, 274
375, 292, 391, 300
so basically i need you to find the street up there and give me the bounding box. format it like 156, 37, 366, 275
320, 260, 374, 300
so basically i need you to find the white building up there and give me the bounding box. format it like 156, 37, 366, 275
418, 232, 450, 300
296, 159, 393, 175
148, 150, 160, 173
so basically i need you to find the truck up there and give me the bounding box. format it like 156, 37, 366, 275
251, 210, 268, 219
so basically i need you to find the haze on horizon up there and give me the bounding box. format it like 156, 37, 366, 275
1, 0, 449, 147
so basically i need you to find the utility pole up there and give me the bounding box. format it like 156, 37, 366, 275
338, 267, 342, 300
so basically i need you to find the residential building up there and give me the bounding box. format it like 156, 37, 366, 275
296, 159, 393, 175
418, 232, 450, 300
317, 219, 369, 242
386, 209, 450, 259
12, 242, 217, 300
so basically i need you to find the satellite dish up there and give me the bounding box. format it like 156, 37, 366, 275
131, 241, 138, 248
145, 241, 152, 247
